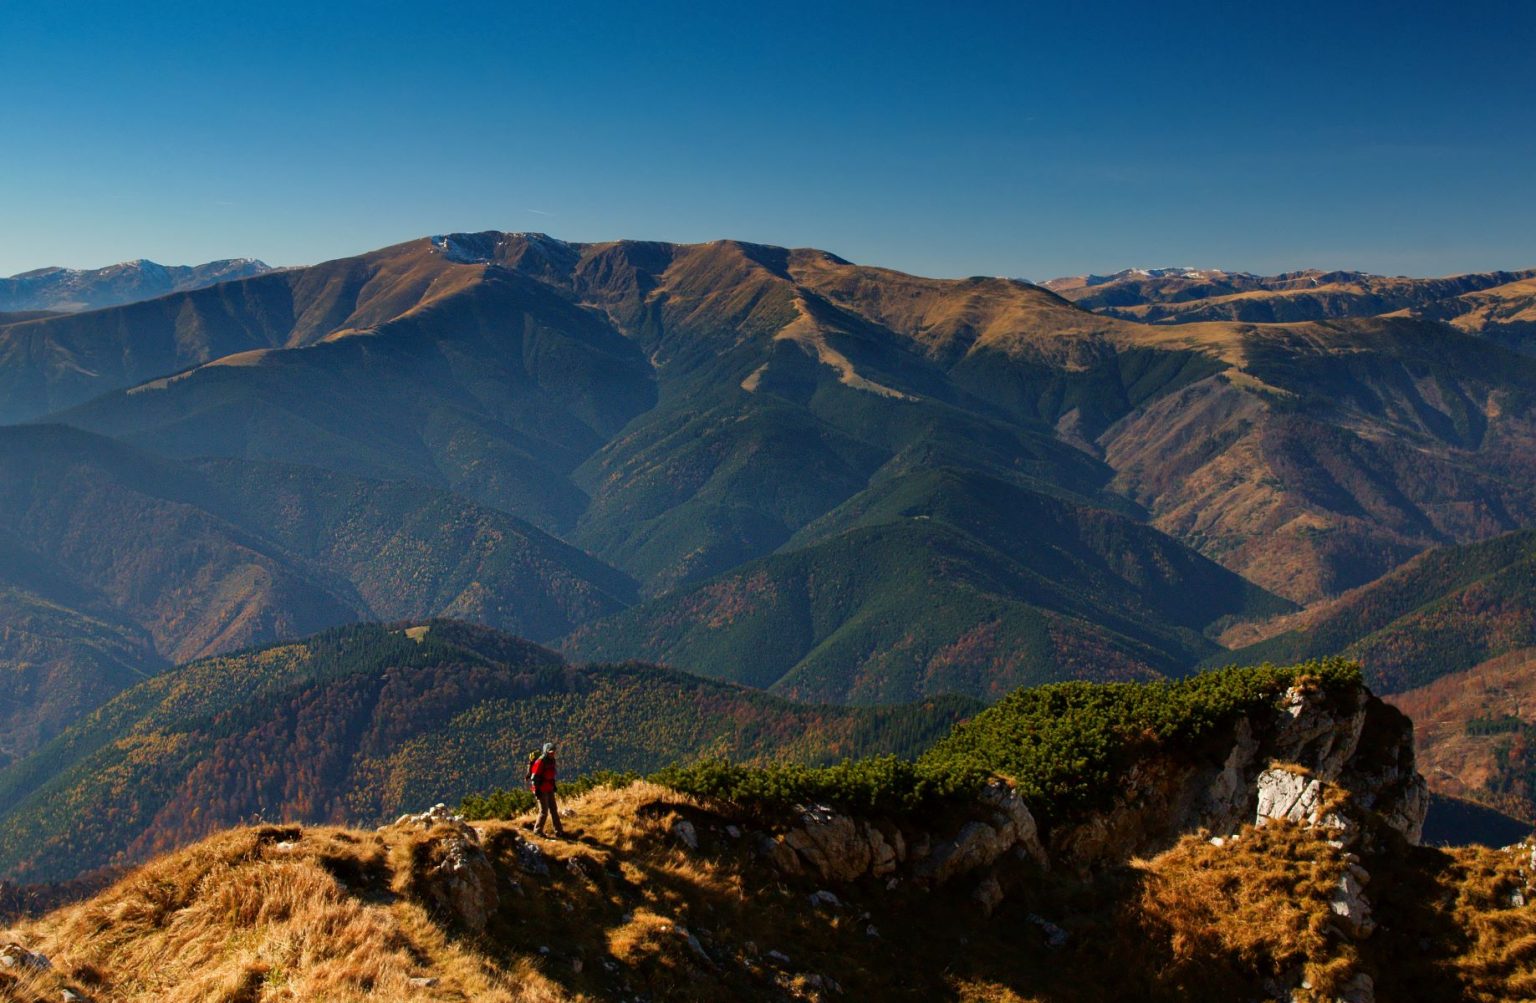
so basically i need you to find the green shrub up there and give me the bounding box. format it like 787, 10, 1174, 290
650, 659, 1362, 819
922, 658, 1361, 813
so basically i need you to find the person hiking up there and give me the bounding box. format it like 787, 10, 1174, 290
528, 741, 565, 837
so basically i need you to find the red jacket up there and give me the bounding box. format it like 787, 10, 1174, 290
529, 755, 557, 794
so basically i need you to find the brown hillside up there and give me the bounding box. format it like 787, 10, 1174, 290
1389, 648, 1536, 822
3, 781, 1533, 1002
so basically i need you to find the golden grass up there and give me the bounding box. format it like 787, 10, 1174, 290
1135, 822, 1358, 1000
5, 782, 1536, 1001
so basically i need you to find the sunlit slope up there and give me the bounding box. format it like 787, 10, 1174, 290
0, 621, 972, 884
1221, 529, 1536, 693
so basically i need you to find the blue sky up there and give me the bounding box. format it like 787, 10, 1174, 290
2, 0, 1532, 279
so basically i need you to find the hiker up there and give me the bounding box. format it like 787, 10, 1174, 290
528, 741, 565, 837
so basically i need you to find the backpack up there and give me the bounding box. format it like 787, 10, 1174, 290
527, 751, 542, 783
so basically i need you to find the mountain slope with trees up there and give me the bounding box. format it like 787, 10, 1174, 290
0, 621, 974, 884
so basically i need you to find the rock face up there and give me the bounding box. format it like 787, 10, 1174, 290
393, 807, 500, 932
753, 682, 1428, 916
1050, 683, 1428, 870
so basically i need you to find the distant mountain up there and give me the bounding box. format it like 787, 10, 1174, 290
1219, 529, 1536, 694
0, 424, 636, 766
566, 466, 1288, 703
1045, 266, 1536, 326
0, 620, 975, 883
2, 231, 1535, 766
0, 257, 273, 313
1391, 649, 1536, 823
1413, 275, 1536, 353
9, 233, 1531, 612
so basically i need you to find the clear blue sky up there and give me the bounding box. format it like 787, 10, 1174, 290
2, 0, 1532, 280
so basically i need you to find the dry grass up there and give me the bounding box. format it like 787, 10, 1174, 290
1134, 822, 1359, 1000
5, 782, 1536, 1001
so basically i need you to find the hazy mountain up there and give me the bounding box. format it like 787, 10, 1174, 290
566, 466, 1288, 703
0, 258, 273, 313
18, 233, 1535, 613
1044, 266, 1536, 325
0, 424, 637, 764
1219, 529, 1536, 694
0, 620, 974, 883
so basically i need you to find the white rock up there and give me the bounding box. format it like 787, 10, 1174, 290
671, 819, 699, 850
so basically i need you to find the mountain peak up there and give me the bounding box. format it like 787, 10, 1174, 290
0, 256, 273, 313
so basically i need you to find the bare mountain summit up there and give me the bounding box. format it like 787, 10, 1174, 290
0, 257, 274, 313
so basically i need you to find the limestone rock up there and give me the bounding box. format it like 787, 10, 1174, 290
1273, 684, 1367, 778
973, 874, 1004, 916
758, 834, 803, 875
0, 943, 50, 970
416, 823, 499, 932
915, 820, 1011, 885
1329, 866, 1376, 939
981, 781, 1047, 865
395, 803, 467, 830
1026, 913, 1069, 948
782, 806, 872, 882
1254, 767, 1354, 842
671, 818, 699, 850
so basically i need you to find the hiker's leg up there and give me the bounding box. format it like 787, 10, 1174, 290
549, 792, 565, 834
533, 793, 550, 834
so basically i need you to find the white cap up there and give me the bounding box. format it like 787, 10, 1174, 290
542, 742, 555, 754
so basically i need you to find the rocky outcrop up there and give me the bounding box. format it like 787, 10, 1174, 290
1050, 682, 1427, 870
760, 780, 1047, 894
746, 681, 1428, 927
0, 941, 50, 971
391, 805, 500, 932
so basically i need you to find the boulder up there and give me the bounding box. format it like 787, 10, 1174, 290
415, 823, 499, 932
782, 807, 873, 882
1254, 767, 1354, 842
671, 819, 699, 850
978, 781, 1047, 866
1329, 864, 1376, 939
915, 820, 1011, 885
758, 834, 803, 876
867, 826, 898, 877
0, 943, 49, 970
1272, 684, 1367, 778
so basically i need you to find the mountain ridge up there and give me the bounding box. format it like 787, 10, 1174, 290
0, 257, 274, 313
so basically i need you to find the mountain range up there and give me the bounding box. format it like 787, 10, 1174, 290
0, 257, 274, 313
1044, 265, 1536, 338
2, 231, 1536, 837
